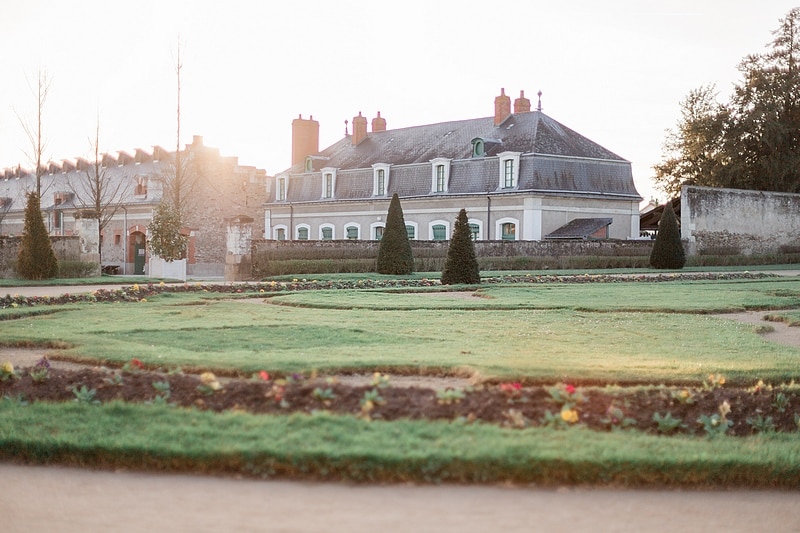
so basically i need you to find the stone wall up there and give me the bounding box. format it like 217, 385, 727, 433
681, 185, 800, 255
0, 236, 82, 278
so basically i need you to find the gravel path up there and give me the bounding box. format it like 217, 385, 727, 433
2, 463, 799, 533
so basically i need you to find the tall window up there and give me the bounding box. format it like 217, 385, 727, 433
435, 165, 445, 192
374, 226, 384, 240
275, 228, 286, 241
501, 222, 516, 240
406, 225, 416, 240
469, 223, 480, 241
323, 173, 333, 198
503, 159, 514, 188
346, 226, 359, 240
498, 152, 521, 189
376, 169, 385, 196
373, 164, 390, 196
277, 178, 286, 201
297, 227, 309, 240
430, 158, 451, 193
432, 224, 447, 241
321, 227, 333, 240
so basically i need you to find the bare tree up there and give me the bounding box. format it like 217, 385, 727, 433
68, 116, 130, 263
161, 37, 199, 227
16, 69, 51, 197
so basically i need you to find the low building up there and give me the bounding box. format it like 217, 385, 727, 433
0, 136, 267, 276
265, 89, 641, 242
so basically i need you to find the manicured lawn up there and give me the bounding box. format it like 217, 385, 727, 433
2, 278, 800, 383
2, 401, 798, 487
3, 275, 800, 487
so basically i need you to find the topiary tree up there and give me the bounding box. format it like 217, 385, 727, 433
17, 192, 59, 280
147, 201, 188, 262
441, 208, 480, 285
377, 193, 414, 275
650, 200, 686, 269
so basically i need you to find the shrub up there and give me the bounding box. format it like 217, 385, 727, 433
441, 208, 480, 285
377, 194, 414, 275
649, 201, 685, 269
17, 192, 58, 280
58, 261, 98, 278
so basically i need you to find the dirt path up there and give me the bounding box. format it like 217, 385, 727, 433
2, 463, 798, 533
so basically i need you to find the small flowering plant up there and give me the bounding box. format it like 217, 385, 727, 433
1, 361, 18, 381
197, 372, 223, 394
703, 373, 726, 391
122, 358, 145, 373
697, 400, 733, 438
546, 383, 584, 409
542, 407, 580, 429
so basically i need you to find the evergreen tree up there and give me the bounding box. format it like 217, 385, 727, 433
441, 208, 480, 285
17, 192, 58, 280
147, 201, 187, 262
377, 193, 414, 275
654, 8, 800, 194
649, 201, 685, 269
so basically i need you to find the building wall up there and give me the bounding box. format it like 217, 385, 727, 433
265, 193, 639, 242
681, 185, 800, 255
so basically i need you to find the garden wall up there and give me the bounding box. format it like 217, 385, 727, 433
0, 236, 83, 278
682, 185, 800, 255
249, 239, 654, 279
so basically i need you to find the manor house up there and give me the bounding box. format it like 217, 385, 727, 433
265, 89, 641, 242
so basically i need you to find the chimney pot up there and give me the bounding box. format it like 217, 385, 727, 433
352, 111, 368, 145
514, 90, 531, 113
371, 111, 387, 132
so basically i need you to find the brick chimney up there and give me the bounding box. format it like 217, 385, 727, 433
291, 114, 320, 166
514, 90, 531, 113
371, 111, 386, 132
494, 88, 511, 126
352, 111, 368, 145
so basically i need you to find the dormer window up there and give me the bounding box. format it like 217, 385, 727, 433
320, 167, 337, 199
430, 158, 451, 193
498, 151, 521, 189
276, 175, 287, 201
134, 175, 148, 196
305, 158, 314, 172
472, 139, 485, 157
372, 163, 390, 196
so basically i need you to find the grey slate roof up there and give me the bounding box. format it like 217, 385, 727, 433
545, 218, 613, 240
275, 110, 641, 203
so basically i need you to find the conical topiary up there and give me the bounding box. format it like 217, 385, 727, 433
377, 193, 414, 275
17, 192, 59, 280
649, 200, 685, 269
441, 208, 480, 285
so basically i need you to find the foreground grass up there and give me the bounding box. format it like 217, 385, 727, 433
2, 401, 798, 487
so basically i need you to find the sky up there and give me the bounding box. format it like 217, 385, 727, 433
1, 0, 798, 207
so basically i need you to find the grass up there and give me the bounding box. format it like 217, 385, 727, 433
2, 401, 799, 487
3, 274, 800, 486
3, 279, 800, 382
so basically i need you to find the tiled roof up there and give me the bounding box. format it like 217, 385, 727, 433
276, 111, 640, 203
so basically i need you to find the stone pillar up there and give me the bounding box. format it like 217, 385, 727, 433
73, 211, 101, 276
225, 215, 254, 281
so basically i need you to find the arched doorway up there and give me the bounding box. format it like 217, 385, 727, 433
129, 230, 147, 275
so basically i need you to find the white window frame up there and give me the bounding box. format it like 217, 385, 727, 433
273, 224, 288, 241
429, 220, 450, 241
370, 222, 386, 240
372, 163, 391, 197
276, 174, 288, 201
295, 223, 311, 240
430, 158, 451, 193
498, 151, 521, 189
496, 217, 519, 241
344, 222, 361, 240
468, 219, 483, 240
319, 223, 335, 240
320, 167, 337, 199
405, 221, 418, 240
